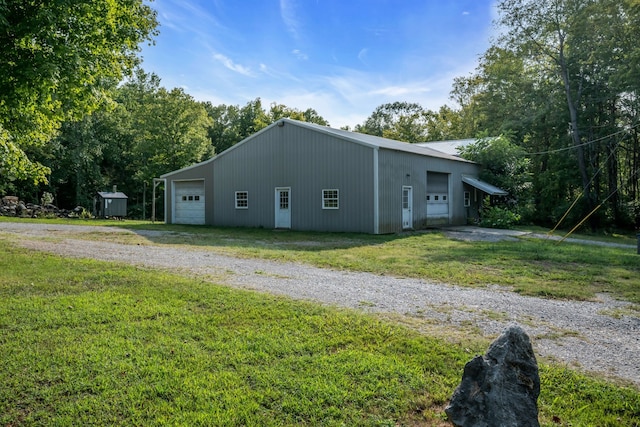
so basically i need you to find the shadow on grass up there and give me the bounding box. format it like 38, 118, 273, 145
118, 222, 419, 252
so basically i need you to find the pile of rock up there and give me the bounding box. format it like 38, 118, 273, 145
1, 196, 88, 218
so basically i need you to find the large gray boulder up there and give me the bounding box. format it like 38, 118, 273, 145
445, 325, 540, 427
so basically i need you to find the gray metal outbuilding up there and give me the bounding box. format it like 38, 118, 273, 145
95, 191, 128, 218
160, 119, 504, 233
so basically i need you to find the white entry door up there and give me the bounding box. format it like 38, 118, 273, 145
402, 186, 413, 229
275, 187, 291, 229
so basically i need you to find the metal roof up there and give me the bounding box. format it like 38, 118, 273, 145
461, 175, 508, 196
415, 139, 477, 156
287, 119, 475, 163
97, 191, 128, 199
161, 118, 476, 178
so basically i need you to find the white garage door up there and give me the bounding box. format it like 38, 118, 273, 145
174, 180, 205, 225
426, 172, 450, 225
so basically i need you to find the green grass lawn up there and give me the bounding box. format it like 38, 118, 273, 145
8, 217, 635, 304
1, 241, 639, 426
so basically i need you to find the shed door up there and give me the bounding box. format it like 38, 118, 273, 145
104, 199, 113, 216
174, 180, 205, 225
274, 187, 291, 229
402, 186, 413, 229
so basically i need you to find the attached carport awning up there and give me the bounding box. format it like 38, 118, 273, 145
462, 175, 508, 196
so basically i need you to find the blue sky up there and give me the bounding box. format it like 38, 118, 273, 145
139, 0, 498, 129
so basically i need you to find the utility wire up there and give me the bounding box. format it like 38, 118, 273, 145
557, 164, 640, 243
547, 135, 624, 234
525, 122, 640, 156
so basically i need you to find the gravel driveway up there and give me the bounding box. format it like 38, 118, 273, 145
2, 222, 638, 388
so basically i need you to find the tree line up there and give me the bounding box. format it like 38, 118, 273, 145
354, 0, 640, 230
458, 0, 640, 230
1, 0, 639, 229
41, 70, 329, 215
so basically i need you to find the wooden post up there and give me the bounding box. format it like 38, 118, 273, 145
152, 178, 164, 223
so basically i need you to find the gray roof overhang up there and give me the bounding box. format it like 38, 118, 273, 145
462, 175, 508, 196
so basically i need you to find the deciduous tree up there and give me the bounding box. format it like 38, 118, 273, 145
0, 0, 158, 189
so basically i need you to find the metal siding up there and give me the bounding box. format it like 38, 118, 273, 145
213, 124, 375, 232
426, 172, 449, 192
164, 162, 214, 225
377, 149, 481, 232
377, 150, 426, 233
447, 162, 480, 225
103, 198, 127, 217
161, 120, 481, 233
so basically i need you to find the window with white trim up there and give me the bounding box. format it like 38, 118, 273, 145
464, 191, 470, 207
322, 189, 339, 209
235, 191, 248, 209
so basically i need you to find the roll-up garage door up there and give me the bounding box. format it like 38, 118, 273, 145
174, 180, 205, 225
426, 172, 449, 225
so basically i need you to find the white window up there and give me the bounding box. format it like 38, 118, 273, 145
464, 191, 470, 207
322, 189, 339, 209
235, 191, 248, 209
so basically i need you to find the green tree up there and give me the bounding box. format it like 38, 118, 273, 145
494, 0, 640, 227
50, 115, 112, 209
451, 46, 545, 141
202, 99, 268, 155
203, 102, 242, 154
49, 98, 135, 209
204, 99, 329, 154
46, 70, 211, 214
0, 0, 158, 190
458, 135, 531, 206
355, 102, 427, 141
0, 126, 51, 193
423, 105, 468, 141
453, 0, 640, 228
237, 98, 270, 140
268, 103, 329, 126
118, 70, 213, 185
356, 102, 469, 142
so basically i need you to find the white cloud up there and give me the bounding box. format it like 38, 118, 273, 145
262, 90, 361, 129
154, 0, 225, 34
180, 0, 224, 28
257, 63, 302, 82
292, 49, 308, 60
280, 0, 301, 39
180, 84, 230, 106
357, 48, 369, 64
212, 53, 253, 77
369, 84, 431, 97
321, 67, 463, 120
